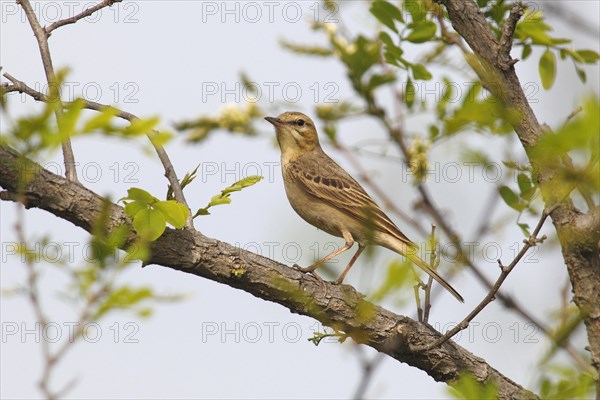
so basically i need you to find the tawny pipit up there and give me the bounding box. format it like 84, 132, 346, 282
265, 111, 464, 303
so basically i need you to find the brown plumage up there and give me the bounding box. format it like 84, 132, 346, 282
265, 111, 463, 302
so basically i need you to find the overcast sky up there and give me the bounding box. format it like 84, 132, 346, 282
1, 1, 599, 399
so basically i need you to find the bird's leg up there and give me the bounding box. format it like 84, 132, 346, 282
294, 231, 355, 274
335, 244, 366, 284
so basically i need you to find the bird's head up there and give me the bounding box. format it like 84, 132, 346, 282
265, 112, 321, 158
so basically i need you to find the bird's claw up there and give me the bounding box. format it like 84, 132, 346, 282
293, 263, 314, 273
293, 264, 329, 295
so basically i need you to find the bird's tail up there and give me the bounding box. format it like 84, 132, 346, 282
382, 238, 464, 303
406, 251, 464, 303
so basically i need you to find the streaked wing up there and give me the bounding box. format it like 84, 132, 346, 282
288, 153, 413, 245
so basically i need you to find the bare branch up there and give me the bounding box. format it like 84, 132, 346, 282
423, 225, 437, 324
45, 0, 122, 35
16, 0, 77, 182
413, 284, 423, 323
2, 72, 193, 229
352, 350, 385, 400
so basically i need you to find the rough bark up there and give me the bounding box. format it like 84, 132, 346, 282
437, 0, 600, 382
0, 144, 537, 399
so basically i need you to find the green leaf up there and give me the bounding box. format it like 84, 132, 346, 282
153, 200, 189, 229
406, 21, 437, 43
210, 194, 232, 206
539, 50, 556, 90
94, 287, 155, 319
133, 208, 166, 241
342, 36, 381, 79
428, 125, 440, 140
411, 63, 432, 80
560, 48, 582, 63
499, 185, 525, 211
448, 372, 497, 399
576, 49, 600, 63
538, 364, 595, 399
404, 0, 425, 23
521, 44, 532, 60
193, 175, 263, 219
124, 117, 160, 136
575, 66, 587, 83
502, 160, 530, 171
57, 98, 86, 139
222, 175, 263, 195
167, 164, 201, 200
123, 187, 156, 204
515, 12, 554, 46
194, 208, 210, 217
279, 40, 333, 57
83, 106, 119, 133
379, 31, 405, 67
550, 38, 571, 45
124, 201, 148, 218
371, 260, 412, 302
368, 73, 396, 91
536, 96, 599, 156
518, 223, 531, 237
149, 131, 173, 147
370, 0, 403, 32
517, 173, 533, 195
517, 172, 537, 202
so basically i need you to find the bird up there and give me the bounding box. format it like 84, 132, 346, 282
265, 111, 464, 303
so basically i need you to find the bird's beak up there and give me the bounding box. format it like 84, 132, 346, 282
264, 116, 283, 126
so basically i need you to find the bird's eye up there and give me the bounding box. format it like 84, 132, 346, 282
296, 119, 305, 127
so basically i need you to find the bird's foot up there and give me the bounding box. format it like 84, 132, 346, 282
293, 263, 318, 273
293, 264, 329, 295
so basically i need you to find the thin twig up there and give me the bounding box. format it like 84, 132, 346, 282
411, 206, 556, 352
3, 73, 193, 229
16, 202, 54, 399
414, 284, 423, 323
563, 106, 584, 127
45, 0, 122, 35
17, 0, 77, 182
352, 350, 385, 400
423, 225, 437, 324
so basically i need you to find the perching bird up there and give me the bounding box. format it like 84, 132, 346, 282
265, 111, 464, 303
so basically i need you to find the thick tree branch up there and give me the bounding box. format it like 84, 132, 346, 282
436, 0, 600, 383
0, 144, 537, 399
